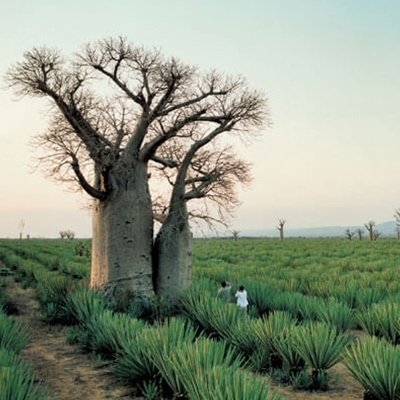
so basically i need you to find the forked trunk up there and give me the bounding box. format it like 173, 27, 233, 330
90, 164, 153, 304
154, 203, 192, 307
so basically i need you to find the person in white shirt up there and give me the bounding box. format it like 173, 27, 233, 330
235, 285, 248, 312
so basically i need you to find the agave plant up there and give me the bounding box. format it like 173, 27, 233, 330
34, 272, 73, 322
112, 328, 158, 383
344, 336, 400, 400
316, 298, 354, 332
0, 348, 53, 400
252, 311, 297, 349
0, 312, 31, 353
171, 335, 280, 400
86, 311, 146, 357
0, 368, 53, 400
273, 325, 305, 377
293, 322, 353, 380
141, 318, 197, 397
0, 348, 31, 379
244, 281, 276, 316
113, 318, 196, 388
220, 318, 261, 358
356, 303, 400, 344
251, 311, 297, 370
176, 362, 284, 400
64, 288, 108, 325
179, 291, 215, 332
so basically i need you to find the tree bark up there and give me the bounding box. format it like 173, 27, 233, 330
90, 162, 154, 304
153, 202, 192, 307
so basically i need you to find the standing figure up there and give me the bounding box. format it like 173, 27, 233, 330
235, 285, 248, 312
217, 281, 232, 303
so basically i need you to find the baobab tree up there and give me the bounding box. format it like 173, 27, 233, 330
152, 145, 251, 303
394, 208, 400, 242
276, 219, 285, 242
59, 230, 75, 240
6, 37, 268, 303
372, 231, 381, 241
356, 228, 364, 241
18, 219, 25, 240
364, 220, 376, 242
231, 230, 240, 241
344, 229, 356, 241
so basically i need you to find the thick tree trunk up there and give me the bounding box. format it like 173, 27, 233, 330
90, 163, 154, 304
153, 204, 192, 307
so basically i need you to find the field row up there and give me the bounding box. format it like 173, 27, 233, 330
1, 238, 400, 399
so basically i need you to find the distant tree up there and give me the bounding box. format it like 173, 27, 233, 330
372, 231, 381, 241
356, 228, 364, 241
394, 208, 400, 242
231, 230, 240, 241
364, 220, 376, 242
60, 230, 75, 240
18, 219, 25, 240
344, 229, 356, 241
276, 219, 285, 242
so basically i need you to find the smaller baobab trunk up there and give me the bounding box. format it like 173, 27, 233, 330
153, 143, 252, 306
277, 219, 285, 242
153, 199, 192, 308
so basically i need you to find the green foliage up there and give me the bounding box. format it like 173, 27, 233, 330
64, 288, 108, 325
316, 298, 354, 332
35, 272, 74, 324
356, 303, 400, 345
244, 281, 277, 315
86, 310, 146, 357
0, 312, 31, 354
293, 322, 353, 374
140, 380, 160, 400
0, 327, 51, 400
273, 326, 305, 377
344, 336, 400, 400
112, 328, 157, 384
0, 368, 53, 400
139, 318, 197, 397
171, 337, 281, 400
65, 326, 81, 346
5, 238, 400, 397
175, 362, 284, 400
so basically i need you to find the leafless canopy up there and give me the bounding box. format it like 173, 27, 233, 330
5, 37, 268, 223
276, 218, 285, 242
364, 220, 376, 241
344, 229, 355, 241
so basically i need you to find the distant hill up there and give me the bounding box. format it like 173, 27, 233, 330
203, 221, 399, 239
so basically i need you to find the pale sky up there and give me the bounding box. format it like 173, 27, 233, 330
1, 0, 400, 237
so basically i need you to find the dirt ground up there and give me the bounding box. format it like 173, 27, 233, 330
1, 275, 365, 400
1, 276, 140, 400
